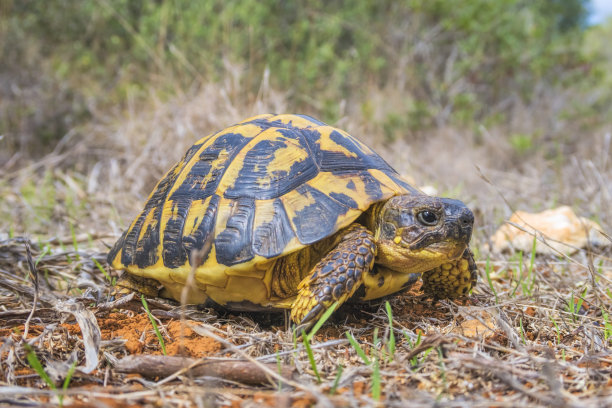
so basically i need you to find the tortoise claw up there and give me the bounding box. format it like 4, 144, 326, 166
296, 304, 326, 334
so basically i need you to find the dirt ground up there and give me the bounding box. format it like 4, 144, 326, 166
1, 234, 611, 407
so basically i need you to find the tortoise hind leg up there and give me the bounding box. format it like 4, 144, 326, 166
113, 272, 211, 305
421, 248, 477, 299
112, 272, 163, 298
291, 225, 376, 330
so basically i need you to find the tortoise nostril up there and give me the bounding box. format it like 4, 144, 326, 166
460, 210, 474, 228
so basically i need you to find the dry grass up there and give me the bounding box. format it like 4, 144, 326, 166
0, 82, 611, 407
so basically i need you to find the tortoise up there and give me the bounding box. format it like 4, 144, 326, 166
107, 113, 476, 328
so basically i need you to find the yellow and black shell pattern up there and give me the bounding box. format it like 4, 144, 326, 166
107, 114, 418, 305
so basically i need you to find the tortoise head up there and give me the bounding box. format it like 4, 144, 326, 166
373, 194, 474, 273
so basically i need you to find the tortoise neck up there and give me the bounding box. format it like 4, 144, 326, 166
362, 201, 385, 236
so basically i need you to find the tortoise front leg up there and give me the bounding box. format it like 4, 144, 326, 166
421, 248, 477, 299
291, 225, 376, 330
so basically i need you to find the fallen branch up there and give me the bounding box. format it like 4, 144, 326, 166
401, 333, 448, 361
115, 355, 296, 386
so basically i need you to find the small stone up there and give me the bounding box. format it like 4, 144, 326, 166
490, 206, 608, 255
454, 311, 495, 338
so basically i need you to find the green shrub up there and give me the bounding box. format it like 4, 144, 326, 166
0, 0, 598, 158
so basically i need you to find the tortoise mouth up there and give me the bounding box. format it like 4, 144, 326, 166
402, 228, 471, 255
399, 237, 466, 258
419, 241, 468, 260
378, 239, 468, 275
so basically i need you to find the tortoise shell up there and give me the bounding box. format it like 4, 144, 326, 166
107, 114, 418, 304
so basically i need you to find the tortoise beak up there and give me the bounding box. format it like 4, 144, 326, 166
442, 198, 474, 244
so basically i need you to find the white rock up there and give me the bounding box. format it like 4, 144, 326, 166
490, 206, 609, 255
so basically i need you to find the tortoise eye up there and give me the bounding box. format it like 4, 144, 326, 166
417, 210, 438, 226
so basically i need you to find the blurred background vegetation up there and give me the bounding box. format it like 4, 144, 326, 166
0, 0, 610, 237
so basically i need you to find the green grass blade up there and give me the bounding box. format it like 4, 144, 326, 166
307, 300, 339, 341
141, 295, 167, 355
385, 301, 395, 360
510, 251, 523, 297
346, 331, 370, 365
437, 347, 447, 389
601, 309, 612, 343
24, 344, 57, 398
372, 327, 383, 361
302, 329, 321, 383
62, 361, 78, 391
92, 258, 113, 284
575, 287, 587, 318
422, 346, 434, 361
567, 293, 577, 322
527, 236, 537, 294
69, 223, 80, 261
484, 256, 498, 303
292, 326, 298, 350
402, 330, 413, 347
330, 364, 343, 395
402, 330, 418, 367
276, 351, 283, 391
371, 356, 381, 401
35, 245, 51, 268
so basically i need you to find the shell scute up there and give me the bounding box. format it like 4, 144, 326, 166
252, 198, 296, 258
320, 129, 386, 173
214, 197, 256, 266
221, 126, 320, 200
287, 184, 354, 244
162, 199, 191, 268
108, 114, 416, 296
117, 158, 184, 269
180, 194, 219, 265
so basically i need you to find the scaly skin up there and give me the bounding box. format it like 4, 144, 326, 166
115, 272, 163, 298
290, 195, 476, 329
291, 225, 376, 327
421, 249, 477, 299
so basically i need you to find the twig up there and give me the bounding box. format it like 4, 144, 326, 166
22, 241, 39, 341
115, 355, 295, 386
401, 333, 447, 361
185, 323, 329, 403
180, 243, 211, 356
